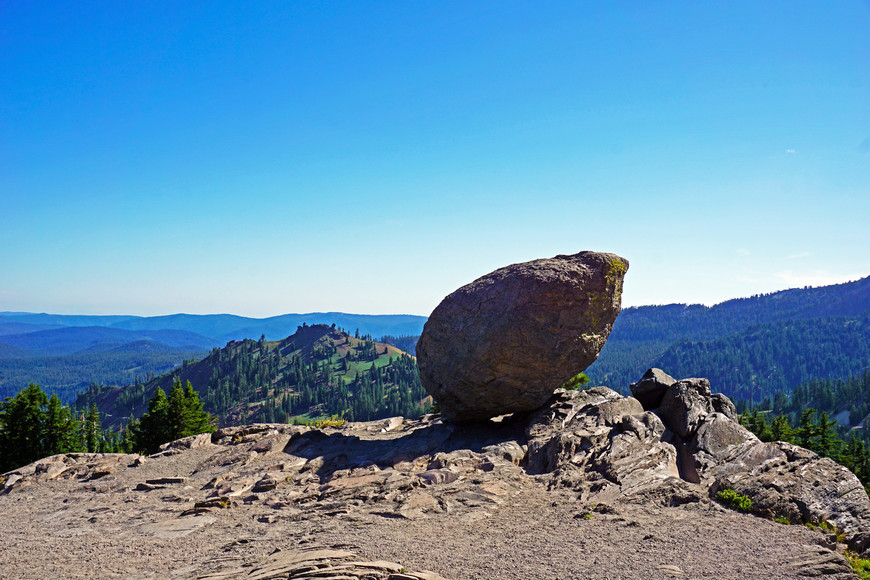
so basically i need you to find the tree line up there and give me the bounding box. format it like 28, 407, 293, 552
589, 314, 870, 403
741, 407, 870, 493
0, 383, 119, 472
0, 379, 214, 472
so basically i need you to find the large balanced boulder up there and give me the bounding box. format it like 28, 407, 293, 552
416, 251, 628, 422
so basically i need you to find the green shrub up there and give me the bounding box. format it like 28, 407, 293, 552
313, 415, 346, 428
292, 414, 347, 428
715, 488, 753, 512
846, 551, 870, 579
816, 520, 846, 543
561, 373, 591, 391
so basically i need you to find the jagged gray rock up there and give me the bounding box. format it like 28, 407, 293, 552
707, 440, 870, 547
525, 387, 693, 505
630, 367, 677, 410
657, 377, 714, 439
633, 368, 870, 548
198, 547, 447, 580
417, 251, 629, 422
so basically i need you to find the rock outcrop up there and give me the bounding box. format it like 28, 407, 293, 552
417, 251, 628, 422
2, 370, 868, 578
627, 368, 870, 548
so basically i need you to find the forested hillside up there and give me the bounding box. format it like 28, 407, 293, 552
587, 276, 870, 400
654, 315, 870, 404
78, 324, 428, 428
0, 312, 426, 400
0, 344, 206, 402
379, 334, 420, 355
747, 371, 870, 432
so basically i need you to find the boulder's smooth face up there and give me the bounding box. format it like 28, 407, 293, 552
416, 251, 628, 422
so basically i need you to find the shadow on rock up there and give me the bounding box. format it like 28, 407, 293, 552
282, 414, 529, 482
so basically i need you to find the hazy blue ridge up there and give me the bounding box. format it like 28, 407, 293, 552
0, 343, 35, 360
1, 311, 428, 343
0, 321, 64, 337
0, 313, 141, 327
0, 326, 219, 356
74, 340, 214, 356
587, 276, 870, 399
109, 313, 256, 337
0, 346, 207, 403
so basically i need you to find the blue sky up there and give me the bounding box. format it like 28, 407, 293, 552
1, 1, 868, 317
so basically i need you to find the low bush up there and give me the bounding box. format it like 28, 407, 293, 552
846, 551, 870, 579
715, 488, 753, 512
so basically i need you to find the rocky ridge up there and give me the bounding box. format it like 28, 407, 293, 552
2, 371, 868, 578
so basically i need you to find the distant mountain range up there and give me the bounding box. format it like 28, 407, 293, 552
0, 326, 218, 357
586, 275, 870, 403
0, 311, 427, 401
78, 323, 427, 428
0, 311, 427, 346
5, 276, 868, 409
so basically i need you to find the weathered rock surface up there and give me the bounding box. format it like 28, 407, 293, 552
417, 251, 629, 421
631, 367, 870, 549
629, 367, 676, 410
199, 547, 447, 580
1, 373, 868, 578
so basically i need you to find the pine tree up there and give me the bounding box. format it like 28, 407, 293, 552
45, 393, 81, 455
797, 409, 818, 448
166, 379, 188, 438
813, 412, 842, 458
769, 414, 794, 443
0, 383, 49, 472
83, 404, 101, 453
134, 387, 170, 454
131, 380, 214, 454
181, 379, 214, 436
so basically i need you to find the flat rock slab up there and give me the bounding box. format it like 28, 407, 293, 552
139, 515, 216, 539
197, 547, 446, 580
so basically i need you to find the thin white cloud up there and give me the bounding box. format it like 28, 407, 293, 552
736, 248, 751, 255
785, 149, 796, 154
784, 251, 811, 260
774, 270, 862, 288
